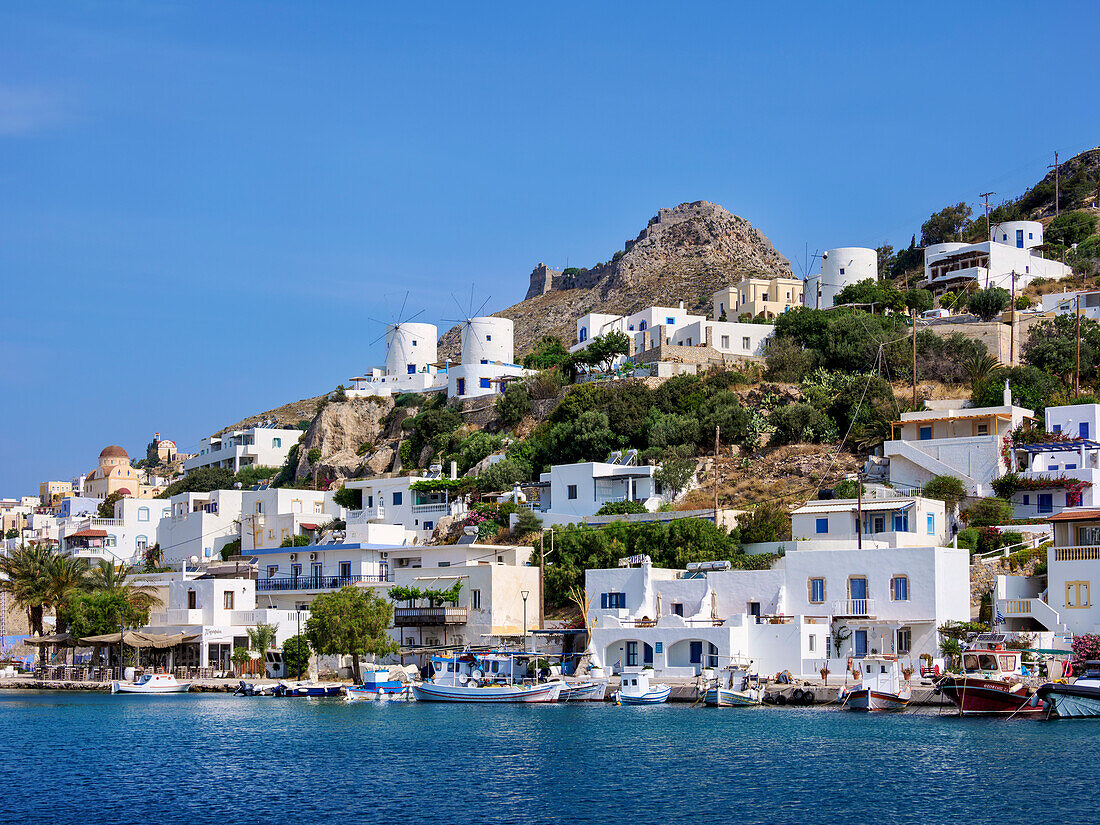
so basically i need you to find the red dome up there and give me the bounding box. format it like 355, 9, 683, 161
99, 445, 129, 460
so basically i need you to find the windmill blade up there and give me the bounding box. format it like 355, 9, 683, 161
440, 317, 469, 325
370, 329, 389, 345
366, 315, 393, 327
396, 290, 410, 325
450, 292, 469, 321
401, 308, 426, 324
471, 295, 492, 318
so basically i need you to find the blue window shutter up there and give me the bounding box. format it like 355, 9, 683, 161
601, 593, 608, 609
1081, 422, 1090, 438
816, 517, 828, 534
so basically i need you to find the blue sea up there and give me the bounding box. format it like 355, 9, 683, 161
3, 691, 1094, 824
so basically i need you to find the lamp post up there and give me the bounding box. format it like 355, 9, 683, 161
520, 590, 530, 653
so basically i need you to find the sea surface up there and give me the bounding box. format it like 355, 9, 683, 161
3, 691, 1095, 824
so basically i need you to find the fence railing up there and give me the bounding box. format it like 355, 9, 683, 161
831, 599, 875, 617
1053, 546, 1100, 562
256, 574, 389, 592
393, 607, 468, 626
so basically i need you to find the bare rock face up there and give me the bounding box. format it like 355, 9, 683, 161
439, 201, 791, 360
364, 445, 395, 475
294, 397, 395, 482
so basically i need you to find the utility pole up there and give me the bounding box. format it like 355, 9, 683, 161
1049, 151, 1060, 216
911, 308, 918, 408
538, 530, 546, 629
714, 425, 720, 517
1010, 270, 1017, 365
980, 191, 995, 240
1076, 294, 1082, 396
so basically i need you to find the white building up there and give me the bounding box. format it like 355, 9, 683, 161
876, 387, 1033, 496
1008, 404, 1100, 519
995, 507, 1100, 641
247, 541, 539, 651
803, 247, 878, 309
184, 426, 301, 475
922, 221, 1070, 297
447, 316, 531, 400
528, 458, 674, 527
1041, 290, 1100, 321
586, 546, 969, 680
344, 474, 466, 542
572, 303, 773, 365
791, 494, 950, 547
59, 497, 172, 566
348, 321, 449, 398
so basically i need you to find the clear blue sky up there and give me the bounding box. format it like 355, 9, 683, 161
2, 1, 1099, 494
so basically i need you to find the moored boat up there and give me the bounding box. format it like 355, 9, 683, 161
410, 652, 563, 703
272, 680, 343, 697
1037, 661, 1100, 718
111, 672, 191, 694
613, 670, 670, 705
843, 654, 911, 712
704, 662, 762, 707
345, 666, 417, 702
557, 680, 608, 702
937, 635, 1044, 716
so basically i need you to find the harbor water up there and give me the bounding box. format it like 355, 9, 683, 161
4, 690, 1095, 824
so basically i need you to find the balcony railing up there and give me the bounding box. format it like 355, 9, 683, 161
150, 609, 204, 625
392, 606, 468, 626
256, 574, 389, 592
832, 599, 876, 617
347, 507, 385, 524
1002, 599, 1034, 616
1054, 546, 1100, 562
411, 503, 450, 515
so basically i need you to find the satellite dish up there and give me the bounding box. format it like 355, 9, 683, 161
189, 555, 199, 565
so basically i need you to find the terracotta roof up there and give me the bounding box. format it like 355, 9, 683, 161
116, 488, 133, 496
299, 523, 320, 530
1047, 509, 1100, 522
70, 529, 108, 538
99, 445, 128, 459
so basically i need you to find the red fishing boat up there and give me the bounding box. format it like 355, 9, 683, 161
937, 635, 1044, 716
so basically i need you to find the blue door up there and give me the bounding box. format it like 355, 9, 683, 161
854, 630, 868, 658
689, 641, 702, 664
625, 641, 638, 667
643, 643, 653, 666
1081, 422, 1090, 439
1016, 229, 1024, 248
456, 378, 465, 396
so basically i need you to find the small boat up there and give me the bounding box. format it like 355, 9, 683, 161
1037, 660, 1100, 718
411, 652, 563, 703
843, 654, 911, 712
558, 680, 608, 702
111, 672, 191, 694
704, 662, 762, 707
936, 634, 1044, 716
234, 680, 279, 696
345, 667, 416, 702
613, 670, 670, 705
272, 680, 343, 697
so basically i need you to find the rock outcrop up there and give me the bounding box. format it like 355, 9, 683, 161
439, 201, 791, 360
294, 397, 395, 482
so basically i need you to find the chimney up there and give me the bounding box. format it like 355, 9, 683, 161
678, 300, 684, 309
1003, 381, 1012, 407
705, 326, 713, 348
450, 460, 458, 480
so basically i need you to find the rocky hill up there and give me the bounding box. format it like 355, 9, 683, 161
438, 201, 791, 360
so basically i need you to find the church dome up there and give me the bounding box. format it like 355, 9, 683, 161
99, 445, 129, 460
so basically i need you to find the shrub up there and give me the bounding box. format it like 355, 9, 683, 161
968, 287, 1010, 321
307, 448, 322, 466
282, 635, 311, 679
735, 502, 791, 544
496, 383, 531, 429
833, 479, 864, 499
965, 497, 1013, 528
477, 459, 530, 492
768, 402, 837, 446
333, 486, 361, 510
764, 337, 823, 383
922, 475, 967, 507
596, 500, 648, 516
512, 509, 544, 535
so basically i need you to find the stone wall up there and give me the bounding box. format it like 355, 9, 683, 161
924, 315, 1044, 366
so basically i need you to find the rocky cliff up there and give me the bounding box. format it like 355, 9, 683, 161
439, 201, 791, 360
293, 397, 398, 482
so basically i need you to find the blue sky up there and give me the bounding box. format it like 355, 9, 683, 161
2, 1, 1099, 493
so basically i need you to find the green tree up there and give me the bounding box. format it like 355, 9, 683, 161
246, 623, 279, 677
4, 528, 18, 539
965, 497, 1013, 528
477, 458, 531, 492
0, 543, 54, 635
44, 553, 92, 632
333, 486, 362, 510
1023, 314, 1100, 387
522, 336, 571, 370
496, 383, 531, 429
921, 202, 973, 246
905, 289, 934, 313
922, 475, 967, 508
279, 535, 311, 548
768, 402, 837, 446
66, 589, 150, 640
1047, 210, 1098, 246
654, 451, 696, 498
973, 367, 1063, 417
305, 587, 398, 684
97, 492, 124, 519
833, 278, 904, 311
282, 634, 311, 681
968, 287, 1010, 321
87, 560, 160, 613
735, 502, 791, 544
512, 509, 544, 536
158, 466, 237, 499
581, 330, 631, 373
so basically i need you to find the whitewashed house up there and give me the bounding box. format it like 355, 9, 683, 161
1008, 404, 1100, 519
1041, 290, 1100, 321
791, 494, 950, 548
343, 474, 466, 542
528, 457, 673, 527
184, 426, 302, 476
59, 497, 172, 566
586, 545, 970, 680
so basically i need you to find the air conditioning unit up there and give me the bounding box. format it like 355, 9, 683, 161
309, 552, 317, 561
380, 552, 388, 559
289, 553, 297, 561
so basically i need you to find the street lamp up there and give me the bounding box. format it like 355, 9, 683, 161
520, 590, 530, 653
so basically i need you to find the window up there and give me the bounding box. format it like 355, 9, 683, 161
479, 378, 491, 389
187, 590, 196, 609
639, 321, 647, 331
393, 492, 403, 506
849, 577, 868, 601
412, 340, 418, 347
314, 502, 323, 513
136, 536, 147, 551
485, 334, 491, 341
1053, 424, 1062, 434
471, 589, 481, 609
1081, 422, 1090, 439
1066, 464, 1077, 471
438, 561, 450, 568
267, 565, 278, 578
666, 317, 675, 325
480, 359, 487, 365
977, 423, 988, 436
311, 562, 322, 578
137, 506, 150, 522
873, 516, 886, 533
339, 562, 351, 578
672, 603, 684, 616
742, 336, 750, 349
896, 628, 911, 654
272, 437, 282, 448
567, 484, 577, 500
808, 635, 816, 652
407, 364, 416, 374
291, 499, 302, 513
224, 591, 234, 610
1066, 581, 1091, 608
839, 267, 845, 275
424, 521, 433, 531
291, 563, 302, 578
815, 517, 829, 534
892, 512, 908, 532
600, 592, 626, 609
927, 513, 935, 534
579, 327, 587, 342
1038, 493, 1053, 514
255, 502, 264, 514
1078, 526, 1100, 545
809, 578, 825, 604
720, 335, 730, 348
1023, 494, 1030, 505
919, 426, 932, 440
892, 576, 909, 601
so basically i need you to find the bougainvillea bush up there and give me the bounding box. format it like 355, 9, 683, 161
1071, 634, 1100, 668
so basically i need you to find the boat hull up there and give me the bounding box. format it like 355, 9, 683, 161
1037, 684, 1100, 718
412, 682, 563, 703
346, 684, 415, 702
110, 681, 191, 694
705, 687, 762, 707
559, 681, 608, 702
937, 677, 1044, 716
616, 686, 671, 705
846, 688, 909, 712
273, 683, 343, 697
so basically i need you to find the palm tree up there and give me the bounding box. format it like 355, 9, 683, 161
0, 543, 53, 635
962, 351, 1002, 389
88, 560, 161, 613
246, 622, 279, 678
43, 553, 91, 632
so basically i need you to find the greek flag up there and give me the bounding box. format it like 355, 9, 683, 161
994, 609, 1005, 625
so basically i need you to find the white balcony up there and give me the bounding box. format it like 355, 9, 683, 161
1052, 546, 1100, 562
411, 503, 450, 515
831, 599, 876, 617
150, 609, 205, 625
347, 506, 385, 524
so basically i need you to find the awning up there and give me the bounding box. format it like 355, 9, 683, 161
1046, 509, 1100, 522
70, 529, 108, 538
796, 499, 915, 514
1015, 440, 1100, 453
80, 632, 201, 649
299, 523, 320, 530
24, 632, 76, 647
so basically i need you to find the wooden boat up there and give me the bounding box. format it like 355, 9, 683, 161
272, 680, 343, 697
704, 662, 762, 707
111, 672, 191, 694
843, 655, 911, 712
1037, 661, 1100, 718
411, 653, 563, 703
614, 670, 670, 705
937, 635, 1044, 716
557, 680, 608, 702
345, 667, 416, 702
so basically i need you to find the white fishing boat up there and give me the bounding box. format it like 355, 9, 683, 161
1037, 661, 1100, 718
704, 662, 762, 707
111, 672, 191, 694
843, 655, 911, 712
410, 653, 563, 703
345, 666, 417, 702
558, 680, 608, 702
613, 670, 670, 705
